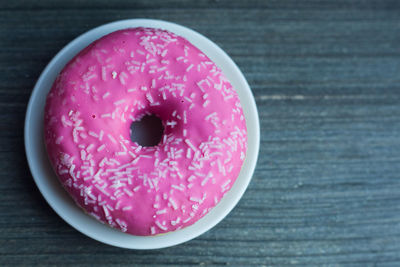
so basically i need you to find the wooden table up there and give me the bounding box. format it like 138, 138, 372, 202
1, 1, 400, 265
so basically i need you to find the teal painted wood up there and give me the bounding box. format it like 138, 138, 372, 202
1, 0, 400, 265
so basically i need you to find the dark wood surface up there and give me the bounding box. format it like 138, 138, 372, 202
1, 0, 400, 266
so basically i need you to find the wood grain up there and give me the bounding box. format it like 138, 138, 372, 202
1, 0, 400, 265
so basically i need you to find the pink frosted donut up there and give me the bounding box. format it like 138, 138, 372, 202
44, 28, 247, 236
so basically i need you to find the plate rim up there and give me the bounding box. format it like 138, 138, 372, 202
24, 18, 260, 249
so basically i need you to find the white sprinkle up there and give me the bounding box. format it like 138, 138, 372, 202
166, 120, 177, 128
86, 144, 95, 152
137, 49, 145, 55
86, 155, 93, 162
183, 111, 187, 124
151, 227, 156, 235
122, 206, 132, 211
186, 64, 194, 72
83, 73, 97, 82
195, 171, 206, 177
186, 148, 191, 159
93, 169, 102, 180
119, 76, 126, 85
61, 115, 73, 127
107, 134, 117, 144
102, 206, 110, 217
95, 184, 110, 196
169, 198, 178, 210
101, 113, 111, 118
217, 159, 226, 176
112, 71, 117, 79
185, 139, 197, 152
157, 66, 167, 72
99, 157, 107, 167
72, 129, 79, 143
171, 184, 184, 192
101, 67, 107, 81
184, 177, 196, 186
88, 131, 98, 138
210, 151, 223, 157
131, 60, 141, 66
176, 56, 184, 61
109, 158, 120, 165
184, 96, 192, 103
188, 166, 196, 171
127, 88, 136, 93
201, 173, 212, 186
156, 209, 167, 215
59, 169, 68, 175
161, 49, 168, 57
135, 146, 142, 153
101, 92, 110, 100
99, 130, 104, 141
224, 94, 234, 101
224, 164, 232, 173
133, 185, 141, 192
171, 217, 181, 226
114, 99, 125, 106
155, 220, 167, 231
55, 136, 63, 144
146, 93, 154, 103
222, 179, 231, 189
205, 112, 217, 121
128, 151, 136, 158
121, 188, 133, 197
183, 129, 187, 137
149, 79, 156, 89
115, 200, 122, 210
203, 100, 210, 107
197, 80, 206, 92
190, 197, 202, 203
80, 132, 88, 139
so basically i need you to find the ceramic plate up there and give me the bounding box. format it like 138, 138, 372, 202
24, 19, 260, 249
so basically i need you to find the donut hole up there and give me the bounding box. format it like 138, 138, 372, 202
130, 115, 164, 147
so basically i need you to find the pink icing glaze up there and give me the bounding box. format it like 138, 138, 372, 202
44, 28, 247, 236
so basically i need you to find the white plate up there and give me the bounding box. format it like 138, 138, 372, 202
24, 19, 260, 249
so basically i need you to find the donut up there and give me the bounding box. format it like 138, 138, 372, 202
44, 28, 247, 236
